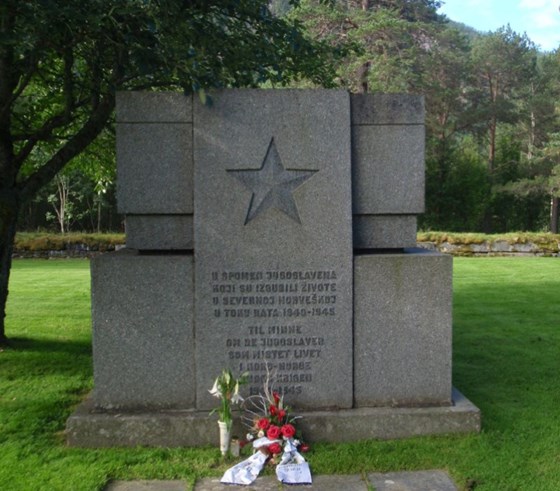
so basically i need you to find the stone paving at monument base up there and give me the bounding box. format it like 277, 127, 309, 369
105, 470, 459, 491
67, 389, 479, 448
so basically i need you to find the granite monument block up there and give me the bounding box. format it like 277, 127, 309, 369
91, 250, 195, 409
193, 90, 353, 410
351, 93, 424, 249
67, 89, 480, 447
354, 249, 452, 407
116, 92, 194, 250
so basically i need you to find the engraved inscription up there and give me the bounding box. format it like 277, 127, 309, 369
210, 270, 338, 319
211, 269, 339, 395
227, 138, 318, 225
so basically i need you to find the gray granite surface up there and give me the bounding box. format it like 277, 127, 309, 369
69, 89, 480, 450
66, 389, 480, 447
106, 481, 188, 491
116, 122, 193, 215
353, 249, 453, 407
352, 124, 425, 215
117, 92, 192, 123
368, 470, 458, 491
353, 215, 417, 249
91, 250, 195, 409
193, 89, 353, 411
125, 215, 193, 250
351, 93, 424, 125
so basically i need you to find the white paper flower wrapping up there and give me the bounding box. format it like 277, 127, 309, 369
220, 451, 268, 485
276, 461, 312, 485
221, 437, 312, 485
275, 439, 312, 484
252, 436, 281, 449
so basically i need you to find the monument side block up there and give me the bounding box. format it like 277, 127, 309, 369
117, 91, 192, 123
353, 215, 417, 250
116, 92, 193, 250
125, 215, 193, 251
91, 251, 195, 409
352, 125, 425, 214
351, 94, 424, 249
354, 249, 453, 407
194, 89, 353, 410
351, 93, 424, 125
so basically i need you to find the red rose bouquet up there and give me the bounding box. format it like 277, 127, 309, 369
242, 381, 308, 462
220, 372, 312, 486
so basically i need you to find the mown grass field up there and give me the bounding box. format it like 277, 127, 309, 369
1, 258, 559, 490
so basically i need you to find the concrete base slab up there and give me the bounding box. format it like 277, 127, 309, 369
105, 470, 458, 490
195, 476, 281, 490
105, 481, 188, 491
67, 389, 479, 448
195, 474, 367, 490
368, 470, 458, 490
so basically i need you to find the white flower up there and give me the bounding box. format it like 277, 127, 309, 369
209, 378, 221, 398
258, 430, 264, 438
231, 392, 244, 404
246, 433, 254, 441
229, 380, 244, 404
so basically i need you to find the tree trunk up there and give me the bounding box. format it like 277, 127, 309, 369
488, 115, 496, 173
0, 187, 19, 346
356, 0, 370, 93
358, 61, 371, 93
53, 174, 70, 234
551, 196, 559, 234
97, 197, 102, 233
528, 82, 536, 160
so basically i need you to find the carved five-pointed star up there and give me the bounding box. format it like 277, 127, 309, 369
227, 138, 318, 225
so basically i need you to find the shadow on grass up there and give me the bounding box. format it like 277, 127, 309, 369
0, 337, 93, 443
0, 336, 92, 381
2, 336, 91, 354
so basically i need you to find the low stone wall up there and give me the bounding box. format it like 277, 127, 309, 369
12, 240, 560, 258
418, 240, 560, 257
12, 244, 125, 259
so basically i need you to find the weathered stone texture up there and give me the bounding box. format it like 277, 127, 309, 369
91, 250, 195, 409
193, 89, 353, 410
125, 215, 193, 250
353, 248, 452, 407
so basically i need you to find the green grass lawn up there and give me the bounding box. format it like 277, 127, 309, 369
1, 258, 560, 490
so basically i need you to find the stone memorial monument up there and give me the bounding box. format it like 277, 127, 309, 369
66, 90, 480, 447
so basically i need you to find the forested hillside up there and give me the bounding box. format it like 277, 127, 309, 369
289, 0, 560, 233
19, 0, 560, 234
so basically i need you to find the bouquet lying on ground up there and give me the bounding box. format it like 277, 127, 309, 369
220, 377, 312, 486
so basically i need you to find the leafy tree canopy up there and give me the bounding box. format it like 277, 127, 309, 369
292, 0, 445, 93
2, 0, 336, 191
0, 0, 338, 344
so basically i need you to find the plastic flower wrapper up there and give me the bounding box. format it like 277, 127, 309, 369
208, 369, 248, 431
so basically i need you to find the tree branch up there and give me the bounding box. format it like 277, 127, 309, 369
63, 46, 75, 119
19, 94, 115, 203
0, 50, 41, 122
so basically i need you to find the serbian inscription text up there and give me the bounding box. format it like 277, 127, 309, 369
210, 270, 339, 396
